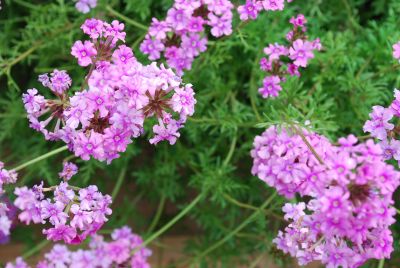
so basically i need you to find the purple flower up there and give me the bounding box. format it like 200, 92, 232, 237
363, 105, 394, 140
49, 69, 72, 95
262, 0, 285, 11
43, 225, 77, 243
393, 41, 400, 61
112, 45, 135, 65
258, 75, 282, 98
59, 162, 78, 181
237, 0, 260, 20
40, 200, 68, 225
104, 20, 126, 44
289, 39, 315, 67
75, 0, 97, 14
81, 18, 103, 39
181, 33, 207, 58
71, 40, 97, 67
150, 122, 181, 145
140, 36, 165, 60
264, 43, 288, 60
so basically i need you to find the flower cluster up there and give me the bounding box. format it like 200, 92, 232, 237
237, 0, 294, 21
0, 196, 17, 244
14, 163, 112, 244
140, 0, 234, 74
75, 0, 97, 14
252, 126, 400, 267
23, 19, 196, 163
363, 89, 400, 162
5, 226, 151, 268
258, 14, 321, 98
393, 41, 400, 62
0, 162, 18, 242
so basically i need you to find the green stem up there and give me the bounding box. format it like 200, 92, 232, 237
249, 51, 263, 122
12, 146, 69, 172
147, 194, 167, 233
396, 208, 400, 215
377, 259, 385, 268
22, 240, 50, 259
106, 6, 148, 31
223, 193, 269, 214
223, 135, 237, 167
134, 194, 204, 253
194, 192, 277, 261
291, 125, 325, 165
111, 166, 127, 200
249, 252, 265, 268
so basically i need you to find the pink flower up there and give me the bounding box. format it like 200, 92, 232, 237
75, 0, 97, 14
289, 39, 315, 67
393, 41, 400, 61
43, 225, 77, 243
264, 43, 288, 60
81, 18, 103, 39
258, 75, 282, 98
150, 122, 181, 145
363, 106, 394, 140
237, 0, 260, 21
104, 20, 126, 44
71, 40, 97, 67
58, 162, 78, 181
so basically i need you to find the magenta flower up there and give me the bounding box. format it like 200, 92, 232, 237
237, 0, 260, 20
75, 0, 97, 14
289, 39, 316, 67
150, 122, 181, 145
43, 225, 77, 243
363, 105, 394, 140
181, 34, 207, 58
140, 36, 165, 60
264, 43, 288, 60
393, 41, 400, 61
262, 0, 285, 11
104, 20, 126, 44
40, 200, 68, 225
259, 75, 282, 98
71, 40, 97, 67
81, 18, 103, 39
59, 162, 78, 181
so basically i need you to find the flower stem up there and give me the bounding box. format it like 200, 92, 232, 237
12, 146, 69, 172
147, 194, 167, 234
133, 193, 204, 254
106, 6, 148, 31
193, 192, 277, 261
223, 135, 237, 167
22, 239, 50, 259
111, 166, 127, 200
377, 259, 385, 268
223, 193, 270, 215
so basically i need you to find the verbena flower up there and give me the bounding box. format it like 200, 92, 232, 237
252, 126, 400, 267
13, 165, 112, 244
6, 226, 151, 267
75, 0, 97, 14
258, 14, 321, 98
393, 41, 400, 62
237, 0, 294, 21
140, 0, 234, 74
23, 19, 197, 163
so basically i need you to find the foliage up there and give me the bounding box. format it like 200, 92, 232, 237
0, 0, 399, 267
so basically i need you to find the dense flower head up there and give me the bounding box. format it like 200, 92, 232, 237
75, 0, 97, 14
0, 163, 18, 244
13, 167, 112, 244
23, 19, 197, 163
258, 14, 321, 98
59, 162, 79, 181
5, 226, 151, 268
252, 125, 400, 267
237, 0, 294, 21
0, 196, 17, 244
363, 89, 400, 164
140, 0, 234, 74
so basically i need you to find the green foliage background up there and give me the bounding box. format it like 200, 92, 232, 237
0, 0, 400, 267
